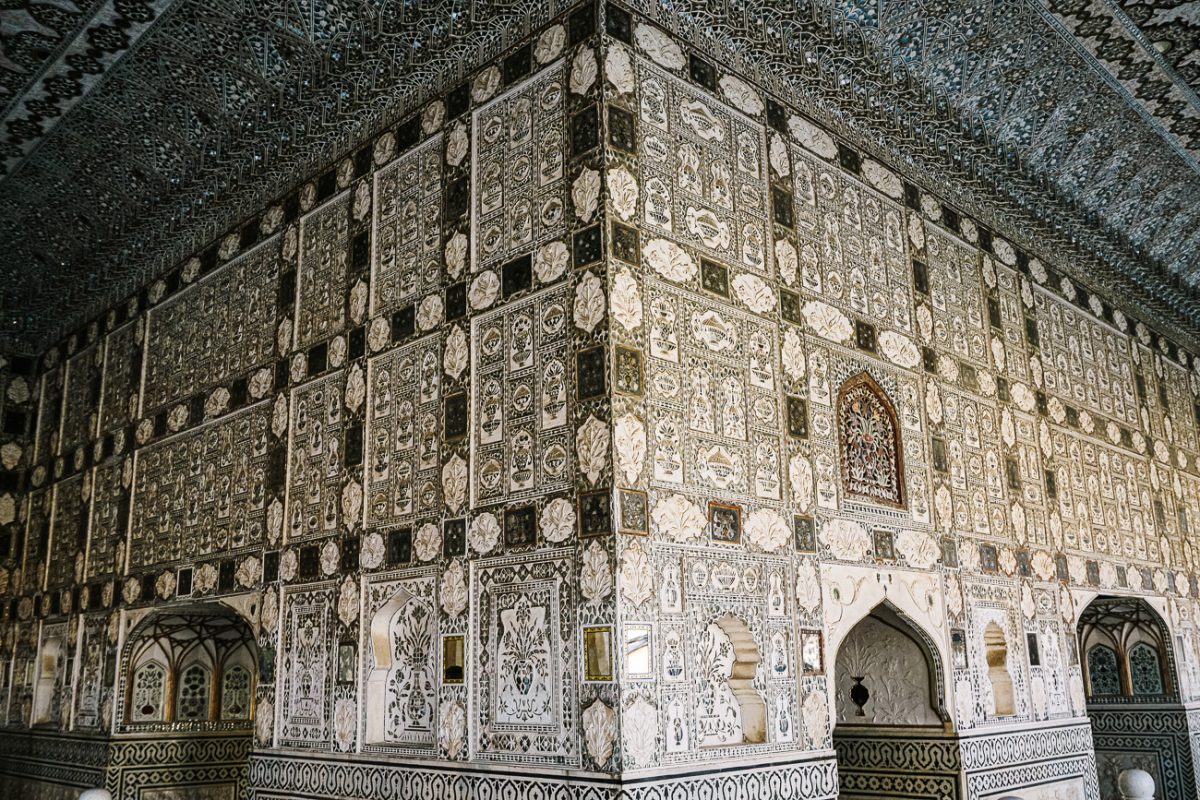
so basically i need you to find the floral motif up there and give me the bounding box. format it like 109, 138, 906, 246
861, 158, 902, 198
469, 270, 500, 310
803, 690, 828, 748
581, 540, 612, 604
573, 167, 601, 222
583, 699, 618, 767
789, 454, 814, 511
445, 231, 468, 278
788, 114, 838, 159
443, 326, 468, 381
610, 269, 643, 331
744, 509, 790, 552
155, 570, 175, 599
608, 166, 639, 221
620, 540, 654, 608
256, 700, 274, 745
334, 698, 356, 752
320, 540, 340, 576
795, 560, 821, 614
623, 696, 659, 767
573, 271, 606, 333
261, 588, 279, 632
417, 293, 444, 331
337, 576, 358, 626
341, 480, 363, 526
236, 555, 262, 588
360, 532, 384, 569
652, 493, 707, 542
469, 512, 501, 554
895, 529, 938, 569
614, 413, 646, 485
803, 300, 853, 343
634, 23, 686, 69
534, 24, 565, 63
776, 238, 798, 285
367, 316, 390, 352
540, 498, 576, 543
414, 522, 441, 562
719, 74, 764, 115
205, 387, 230, 418
442, 455, 468, 514
446, 122, 468, 167
277, 550, 298, 582
879, 331, 920, 369
576, 415, 609, 485
194, 563, 218, 593
440, 701, 467, 758
534, 240, 569, 283
441, 561, 468, 618
471, 66, 500, 102
344, 364, 365, 412
838, 376, 903, 506
644, 238, 697, 283
569, 47, 597, 95
821, 518, 870, 561
606, 43, 635, 94
732, 273, 776, 314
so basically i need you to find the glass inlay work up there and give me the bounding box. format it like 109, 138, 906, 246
221, 665, 252, 719
1129, 642, 1164, 696
176, 664, 212, 721
837, 374, 904, 507
130, 662, 166, 722
1087, 645, 1121, 696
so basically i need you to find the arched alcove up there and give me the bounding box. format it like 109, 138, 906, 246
984, 622, 1015, 716
836, 372, 906, 508
696, 612, 765, 746
833, 602, 943, 726
364, 587, 438, 747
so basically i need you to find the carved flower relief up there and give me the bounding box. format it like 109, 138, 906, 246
780, 330, 806, 385
471, 65, 501, 103
534, 23, 566, 64
608, 166, 639, 222
570, 47, 598, 95
577, 415, 609, 485
614, 414, 646, 486
610, 269, 643, 332
374, 132, 396, 166
440, 701, 467, 758
320, 540, 340, 576
803, 300, 853, 344
256, 700, 274, 746
271, 395, 289, 439
573, 167, 601, 222
417, 293, 444, 332
342, 481, 363, 528
445, 122, 469, 168
907, 215, 925, 252
802, 690, 828, 749
441, 561, 468, 618
895, 529, 938, 570
644, 238, 697, 284
745, 509, 790, 553
16, 596, 32, 621
443, 455, 468, 514
278, 549, 298, 582
469, 270, 500, 310
719, 74, 764, 116
583, 699, 618, 767
415, 522, 442, 562
360, 532, 385, 569
789, 454, 814, 512
155, 570, 176, 599
620, 540, 654, 609
634, 23, 685, 70
795, 560, 821, 615
276, 317, 293, 356
651, 493, 706, 543
538, 497, 575, 544
236, 555, 262, 588
574, 271, 606, 334
202, 387, 232, 420
445, 231, 469, 278
194, 563, 219, 594
353, 180, 371, 222
421, 99, 445, 134
605, 43, 635, 95
821, 518, 870, 561
533, 240, 569, 284
367, 316, 390, 353
623, 696, 659, 767
685, 206, 729, 249
261, 588, 279, 633
879, 331, 920, 370
469, 512, 501, 554
776, 238, 799, 286
860, 158, 902, 199
337, 576, 359, 627
788, 114, 838, 160
289, 352, 308, 384
581, 540, 612, 604
440, 326, 469, 382
334, 698, 356, 752
166, 403, 189, 433
732, 273, 776, 315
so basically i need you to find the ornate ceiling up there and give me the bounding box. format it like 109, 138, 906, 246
0, 0, 1198, 354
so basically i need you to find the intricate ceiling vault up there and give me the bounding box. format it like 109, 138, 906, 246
0, 0, 1198, 354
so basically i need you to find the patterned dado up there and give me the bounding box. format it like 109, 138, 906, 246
4, 3, 1200, 800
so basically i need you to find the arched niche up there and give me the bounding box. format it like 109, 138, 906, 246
1078, 595, 1176, 701
119, 603, 257, 731
833, 601, 945, 726
696, 613, 766, 746
984, 622, 1015, 716
364, 587, 438, 746
31, 632, 65, 726
836, 371, 905, 508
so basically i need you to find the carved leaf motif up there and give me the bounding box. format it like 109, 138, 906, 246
789, 454, 814, 511
471, 66, 500, 103
445, 232, 468, 278
719, 74, 764, 116
795, 560, 821, 614
417, 293, 444, 331
620, 540, 653, 608
879, 331, 920, 369
446, 123, 469, 167
334, 698, 356, 751
540, 497, 576, 543
570, 47, 598, 95
583, 699, 618, 767
644, 238, 697, 283
576, 415, 609, 485
651, 493, 706, 543
534, 24, 566, 64
345, 364, 365, 412
469, 270, 500, 310
732, 273, 776, 314
679, 99, 725, 141
634, 23, 685, 70
614, 413, 646, 485
744, 509, 790, 553
535, 240, 569, 283
776, 238, 798, 285
441, 560, 468, 618
821, 518, 870, 561
610, 269, 643, 331
803, 691, 828, 748
337, 576, 358, 626
605, 43, 635, 94
341, 481, 362, 525
608, 166, 639, 221
573, 167, 601, 222
803, 300, 853, 343
439, 701, 466, 758
788, 114, 838, 159
573, 271, 606, 334
580, 540, 612, 604
861, 158, 902, 198
469, 512, 501, 554
782, 329, 806, 382
360, 532, 384, 569
623, 696, 659, 767
895, 529, 938, 569
443, 326, 468, 380
414, 522, 441, 562
442, 455, 468, 514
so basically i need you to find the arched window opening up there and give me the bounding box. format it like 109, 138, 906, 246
130, 662, 167, 723
176, 663, 212, 721
1086, 645, 1121, 696
1128, 642, 1164, 696
221, 665, 253, 720
697, 613, 765, 746
984, 622, 1015, 716
834, 604, 942, 726
837, 372, 905, 508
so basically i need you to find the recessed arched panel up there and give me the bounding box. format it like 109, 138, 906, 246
836, 372, 905, 508
1086, 645, 1121, 696
834, 603, 942, 725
